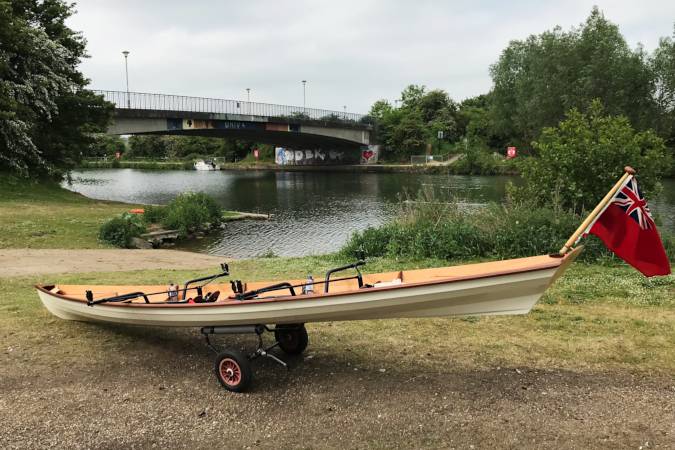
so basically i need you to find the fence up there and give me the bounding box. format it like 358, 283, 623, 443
94, 90, 367, 123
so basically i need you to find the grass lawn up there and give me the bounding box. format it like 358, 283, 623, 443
0, 178, 138, 249
0, 178, 254, 249
1, 179, 674, 447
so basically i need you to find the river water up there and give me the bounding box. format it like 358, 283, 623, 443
65, 169, 674, 258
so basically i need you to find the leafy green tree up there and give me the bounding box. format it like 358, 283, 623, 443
128, 135, 168, 158
0, 0, 112, 178
652, 26, 675, 148
400, 84, 426, 109
389, 109, 427, 158
87, 135, 126, 158
511, 101, 672, 214
457, 94, 504, 150
369, 100, 394, 121
490, 7, 655, 148
369, 85, 463, 160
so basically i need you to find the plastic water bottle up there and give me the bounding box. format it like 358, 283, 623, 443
168, 283, 178, 302
303, 274, 314, 294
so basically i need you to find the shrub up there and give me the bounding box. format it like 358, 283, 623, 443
341, 200, 631, 263
143, 205, 167, 224
98, 213, 146, 248
161, 192, 223, 235
511, 101, 672, 214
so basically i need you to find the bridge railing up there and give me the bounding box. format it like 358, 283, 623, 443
94, 90, 369, 124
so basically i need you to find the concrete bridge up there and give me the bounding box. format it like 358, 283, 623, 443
96, 90, 373, 149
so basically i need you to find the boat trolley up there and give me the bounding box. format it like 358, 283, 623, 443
85, 260, 368, 392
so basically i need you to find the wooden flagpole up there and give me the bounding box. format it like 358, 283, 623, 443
558, 166, 636, 255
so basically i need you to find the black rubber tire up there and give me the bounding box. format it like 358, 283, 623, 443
214, 350, 253, 393
275, 324, 309, 355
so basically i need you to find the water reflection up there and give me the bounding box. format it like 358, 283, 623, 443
64, 169, 672, 258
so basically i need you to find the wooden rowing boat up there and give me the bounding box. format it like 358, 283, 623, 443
35, 247, 582, 328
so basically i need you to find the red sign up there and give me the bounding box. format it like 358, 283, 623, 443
506, 146, 517, 159
253, 149, 260, 160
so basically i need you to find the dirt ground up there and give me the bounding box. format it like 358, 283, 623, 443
0, 249, 227, 277
1, 252, 673, 448
0, 325, 673, 449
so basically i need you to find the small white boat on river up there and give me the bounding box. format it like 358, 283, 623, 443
194, 159, 219, 171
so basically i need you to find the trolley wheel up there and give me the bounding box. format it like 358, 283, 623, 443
275, 324, 309, 355
214, 350, 253, 392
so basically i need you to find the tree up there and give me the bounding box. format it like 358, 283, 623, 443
87, 135, 126, 158
368, 100, 393, 121
389, 109, 427, 157
128, 135, 168, 158
0, 0, 111, 178
457, 94, 504, 149
652, 26, 675, 148
511, 101, 672, 214
490, 7, 656, 148
369, 86, 463, 160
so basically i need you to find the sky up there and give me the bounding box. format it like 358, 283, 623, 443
68, 0, 675, 114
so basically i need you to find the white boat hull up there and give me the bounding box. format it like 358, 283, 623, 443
36, 256, 574, 328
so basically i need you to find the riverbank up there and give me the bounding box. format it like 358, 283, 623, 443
0, 179, 260, 249
78, 158, 519, 175
0, 179, 140, 249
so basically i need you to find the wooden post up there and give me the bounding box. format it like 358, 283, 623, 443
558, 166, 636, 255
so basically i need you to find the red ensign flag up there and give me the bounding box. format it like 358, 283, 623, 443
584, 176, 671, 277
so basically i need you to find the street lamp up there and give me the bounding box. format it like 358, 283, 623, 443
246, 88, 250, 102
343, 105, 347, 119
302, 80, 307, 113
122, 50, 130, 108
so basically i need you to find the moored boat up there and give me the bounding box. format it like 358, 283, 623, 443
194, 159, 219, 171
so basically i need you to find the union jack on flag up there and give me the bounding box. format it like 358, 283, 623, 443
612, 177, 655, 230
584, 171, 670, 277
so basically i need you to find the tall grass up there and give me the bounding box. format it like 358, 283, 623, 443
342, 190, 674, 263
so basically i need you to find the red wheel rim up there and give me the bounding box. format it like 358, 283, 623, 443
218, 358, 242, 386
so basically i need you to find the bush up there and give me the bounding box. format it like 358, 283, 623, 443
512, 101, 672, 214
143, 205, 167, 224
161, 192, 223, 235
98, 213, 146, 248
341, 200, 628, 263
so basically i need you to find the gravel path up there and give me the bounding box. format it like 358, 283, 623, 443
1, 342, 673, 449
0, 249, 226, 277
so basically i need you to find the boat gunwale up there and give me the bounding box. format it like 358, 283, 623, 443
35, 255, 565, 309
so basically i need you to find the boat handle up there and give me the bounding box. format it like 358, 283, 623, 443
324, 260, 365, 293
237, 282, 296, 301
87, 291, 150, 306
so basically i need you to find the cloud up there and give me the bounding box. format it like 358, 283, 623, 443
69, 0, 675, 113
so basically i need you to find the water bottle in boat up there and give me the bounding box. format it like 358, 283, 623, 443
303, 274, 314, 295
167, 283, 178, 302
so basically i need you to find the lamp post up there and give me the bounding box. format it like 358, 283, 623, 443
246, 88, 250, 102
302, 80, 307, 113
343, 105, 347, 119
122, 50, 130, 108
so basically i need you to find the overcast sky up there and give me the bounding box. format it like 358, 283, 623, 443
69, 0, 675, 114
